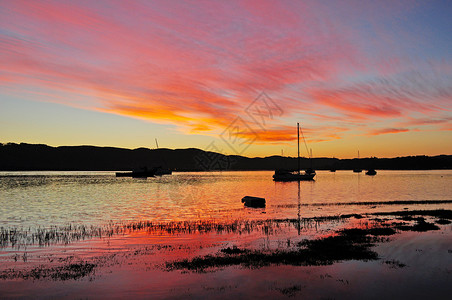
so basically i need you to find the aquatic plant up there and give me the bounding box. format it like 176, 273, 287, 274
383, 260, 407, 269
0, 217, 341, 249
165, 227, 382, 272
274, 200, 452, 208
0, 262, 97, 280
1, 209, 449, 249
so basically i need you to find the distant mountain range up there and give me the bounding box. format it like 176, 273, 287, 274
1, 143, 451, 171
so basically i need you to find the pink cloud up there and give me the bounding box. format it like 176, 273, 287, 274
399, 116, 452, 127
309, 72, 447, 121
366, 128, 410, 136
0, 0, 451, 146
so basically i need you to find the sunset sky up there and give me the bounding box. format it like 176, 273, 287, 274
1, 0, 451, 158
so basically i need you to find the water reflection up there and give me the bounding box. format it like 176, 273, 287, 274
0, 171, 451, 229
297, 181, 301, 235
1, 171, 451, 299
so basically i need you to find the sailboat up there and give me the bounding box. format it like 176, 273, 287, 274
154, 138, 172, 176
273, 123, 315, 181
353, 150, 362, 173
116, 166, 158, 178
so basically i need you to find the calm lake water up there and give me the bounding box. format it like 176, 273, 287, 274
1, 170, 451, 229
1, 170, 452, 299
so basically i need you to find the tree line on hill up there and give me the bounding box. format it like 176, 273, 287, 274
1, 143, 451, 171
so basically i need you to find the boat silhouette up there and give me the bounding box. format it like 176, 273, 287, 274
153, 139, 173, 176
353, 150, 362, 172
273, 123, 315, 181
365, 169, 377, 176
116, 166, 158, 178
154, 166, 172, 176
241, 196, 266, 208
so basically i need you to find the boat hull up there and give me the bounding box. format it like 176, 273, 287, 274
365, 169, 377, 176
115, 171, 156, 178
154, 169, 172, 176
273, 173, 315, 181
241, 196, 266, 208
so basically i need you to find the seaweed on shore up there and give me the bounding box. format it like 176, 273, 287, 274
220, 246, 250, 255
372, 209, 452, 220
165, 227, 383, 272
338, 227, 396, 237
436, 219, 451, 225
0, 216, 352, 249
1, 210, 449, 249
0, 262, 97, 281
275, 200, 452, 208
165, 221, 436, 272
394, 217, 440, 232
273, 284, 303, 297
384, 259, 407, 269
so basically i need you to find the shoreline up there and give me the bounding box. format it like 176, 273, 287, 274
2, 169, 452, 172
1, 209, 451, 298
2, 143, 452, 171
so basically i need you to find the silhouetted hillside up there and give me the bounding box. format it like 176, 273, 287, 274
1, 143, 451, 171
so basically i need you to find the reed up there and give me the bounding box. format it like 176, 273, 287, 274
1, 209, 450, 249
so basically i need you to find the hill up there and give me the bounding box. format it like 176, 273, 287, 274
1, 143, 451, 171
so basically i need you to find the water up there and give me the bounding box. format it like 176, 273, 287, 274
1, 170, 451, 229
1, 170, 452, 298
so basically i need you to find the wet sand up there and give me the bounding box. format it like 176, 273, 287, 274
1, 209, 451, 299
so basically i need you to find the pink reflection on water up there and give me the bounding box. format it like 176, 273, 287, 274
1, 170, 451, 228
1, 171, 452, 298
1, 213, 451, 298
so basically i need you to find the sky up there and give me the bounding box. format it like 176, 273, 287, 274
1, 0, 451, 158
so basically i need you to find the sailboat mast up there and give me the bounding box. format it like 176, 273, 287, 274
297, 122, 300, 174
310, 148, 313, 169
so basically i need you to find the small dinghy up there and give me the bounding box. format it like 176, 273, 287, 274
241, 196, 266, 208
365, 169, 377, 176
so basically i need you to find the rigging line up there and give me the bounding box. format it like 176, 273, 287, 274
299, 125, 310, 158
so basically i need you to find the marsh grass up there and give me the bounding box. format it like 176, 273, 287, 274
165, 226, 388, 272
394, 218, 440, 232
1, 209, 449, 249
436, 219, 451, 225
274, 200, 452, 208
383, 259, 407, 269
1, 209, 449, 282
273, 284, 303, 297
0, 262, 97, 280
0, 217, 347, 249
164, 212, 447, 273
372, 209, 452, 220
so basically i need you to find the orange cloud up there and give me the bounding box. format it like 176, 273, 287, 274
366, 128, 410, 136
1, 0, 451, 150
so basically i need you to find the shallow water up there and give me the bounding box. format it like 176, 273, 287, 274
1, 170, 452, 299
1, 170, 451, 228
1, 213, 451, 299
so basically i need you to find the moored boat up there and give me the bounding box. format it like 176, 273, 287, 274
153, 139, 173, 176
154, 166, 172, 176
273, 123, 315, 182
273, 169, 315, 181
241, 196, 266, 208
353, 150, 362, 172
116, 166, 158, 178
365, 169, 377, 176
